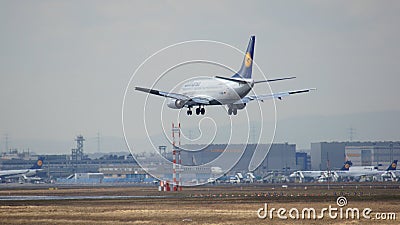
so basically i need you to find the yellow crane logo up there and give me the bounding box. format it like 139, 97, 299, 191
245, 52, 252, 68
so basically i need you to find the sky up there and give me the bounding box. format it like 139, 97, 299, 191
0, 1, 399, 154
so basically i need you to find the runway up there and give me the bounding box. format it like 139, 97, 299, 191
1, 185, 399, 224
0, 195, 169, 201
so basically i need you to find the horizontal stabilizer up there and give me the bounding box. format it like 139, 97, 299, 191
234, 88, 316, 104
289, 89, 315, 95
254, 76, 296, 84
215, 76, 249, 84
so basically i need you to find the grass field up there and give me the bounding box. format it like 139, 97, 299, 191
0, 184, 399, 224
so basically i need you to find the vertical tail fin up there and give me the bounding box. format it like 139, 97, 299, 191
30, 157, 44, 169
232, 36, 255, 79
340, 160, 352, 171
386, 160, 397, 171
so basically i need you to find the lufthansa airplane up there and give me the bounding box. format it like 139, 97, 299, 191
135, 36, 315, 116
0, 157, 44, 182
335, 160, 398, 179
289, 160, 353, 182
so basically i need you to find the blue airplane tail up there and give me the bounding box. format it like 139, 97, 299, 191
386, 160, 397, 171
340, 160, 353, 171
232, 36, 255, 79
30, 157, 44, 169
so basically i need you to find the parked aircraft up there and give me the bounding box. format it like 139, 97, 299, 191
289, 160, 352, 182
327, 160, 398, 182
0, 157, 44, 182
291, 160, 399, 183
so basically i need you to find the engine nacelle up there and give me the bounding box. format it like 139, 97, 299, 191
167, 99, 187, 109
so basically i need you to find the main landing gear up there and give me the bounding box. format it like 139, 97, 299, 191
187, 106, 205, 116
228, 108, 237, 115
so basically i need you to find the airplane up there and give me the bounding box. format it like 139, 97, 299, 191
289, 160, 352, 182
333, 160, 398, 181
135, 36, 315, 116
0, 157, 44, 182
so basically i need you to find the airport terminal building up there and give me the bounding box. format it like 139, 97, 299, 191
180, 143, 296, 175
1, 143, 297, 183
345, 144, 400, 167
311, 141, 400, 170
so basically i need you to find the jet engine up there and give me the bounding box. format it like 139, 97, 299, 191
167, 99, 187, 109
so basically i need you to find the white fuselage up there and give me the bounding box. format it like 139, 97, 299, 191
289, 171, 325, 179
335, 167, 380, 178
167, 77, 254, 107
0, 169, 40, 179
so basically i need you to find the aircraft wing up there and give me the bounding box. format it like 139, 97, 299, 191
234, 88, 316, 104
191, 97, 211, 105
135, 87, 213, 106
135, 87, 190, 101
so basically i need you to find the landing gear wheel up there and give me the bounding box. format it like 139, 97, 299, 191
233, 108, 237, 115
195, 108, 200, 115
187, 109, 192, 115
200, 108, 205, 115
228, 108, 232, 115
